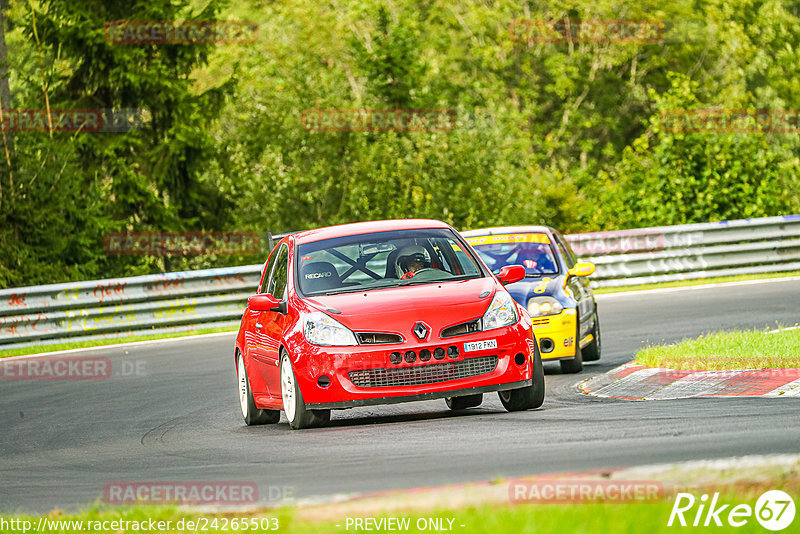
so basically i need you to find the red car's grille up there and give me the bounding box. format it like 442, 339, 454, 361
348, 355, 498, 388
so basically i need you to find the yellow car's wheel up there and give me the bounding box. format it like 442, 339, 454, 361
560, 319, 584, 373
582, 313, 601, 362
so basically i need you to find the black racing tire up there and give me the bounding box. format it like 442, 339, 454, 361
560, 345, 584, 373
445, 393, 483, 410
280, 351, 330, 430
499, 349, 545, 411
237, 353, 280, 426
560, 317, 584, 373
581, 312, 602, 362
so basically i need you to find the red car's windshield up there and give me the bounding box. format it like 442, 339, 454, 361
296, 229, 484, 296
467, 233, 559, 276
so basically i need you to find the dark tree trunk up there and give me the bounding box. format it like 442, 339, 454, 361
0, 0, 13, 155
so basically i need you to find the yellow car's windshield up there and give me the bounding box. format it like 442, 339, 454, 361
467, 233, 559, 276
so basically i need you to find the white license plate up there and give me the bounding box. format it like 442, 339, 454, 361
464, 339, 498, 352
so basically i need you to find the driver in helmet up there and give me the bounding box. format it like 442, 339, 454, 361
396, 245, 432, 279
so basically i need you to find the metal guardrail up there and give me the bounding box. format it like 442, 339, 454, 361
564, 214, 800, 288
1, 215, 798, 349
0, 266, 262, 349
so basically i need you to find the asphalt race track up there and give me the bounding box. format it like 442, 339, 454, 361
1, 278, 799, 513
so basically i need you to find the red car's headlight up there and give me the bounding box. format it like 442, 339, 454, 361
303, 312, 358, 346
481, 291, 518, 331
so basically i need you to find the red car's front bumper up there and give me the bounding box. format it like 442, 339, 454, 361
292, 320, 535, 409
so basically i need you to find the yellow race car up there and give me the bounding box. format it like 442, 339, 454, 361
462, 226, 600, 373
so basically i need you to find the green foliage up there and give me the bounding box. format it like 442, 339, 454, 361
0, 0, 234, 287
2, 0, 800, 287
594, 73, 800, 228
350, 6, 426, 108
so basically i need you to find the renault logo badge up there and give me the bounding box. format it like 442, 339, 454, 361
413, 322, 429, 340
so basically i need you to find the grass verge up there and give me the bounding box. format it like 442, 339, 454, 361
593, 270, 800, 294
3, 456, 798, 533
0, 326, 238, 359
2, 486, 795, 534
636, 327, 800, 370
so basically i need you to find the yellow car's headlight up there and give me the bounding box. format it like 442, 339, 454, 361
527, 296, 563, 317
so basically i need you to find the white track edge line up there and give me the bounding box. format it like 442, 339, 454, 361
1, 331, 238, 360
596, 275, 800, 299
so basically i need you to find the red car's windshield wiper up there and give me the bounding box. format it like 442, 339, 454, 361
308, 280, 401, 296
307, 274, 482, 296
397, 274, 480, 286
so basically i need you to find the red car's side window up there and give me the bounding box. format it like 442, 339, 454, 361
259, 244, 282, 294
260, 244, 288, 297
270, 247, 290, 300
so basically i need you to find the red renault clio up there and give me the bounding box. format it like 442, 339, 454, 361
235, 219, 544, 429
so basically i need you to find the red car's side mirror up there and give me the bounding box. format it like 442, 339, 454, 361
248, 293, 281, 312
497, 265, 526, 285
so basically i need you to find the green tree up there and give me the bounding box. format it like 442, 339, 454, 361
595, 73, 800, 228
0, 0, 233, 287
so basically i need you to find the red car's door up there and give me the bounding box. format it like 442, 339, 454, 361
257, 243, 290, 399
244, 250, 281, 399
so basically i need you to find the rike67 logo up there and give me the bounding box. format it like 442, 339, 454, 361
668, 490, 795, 530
